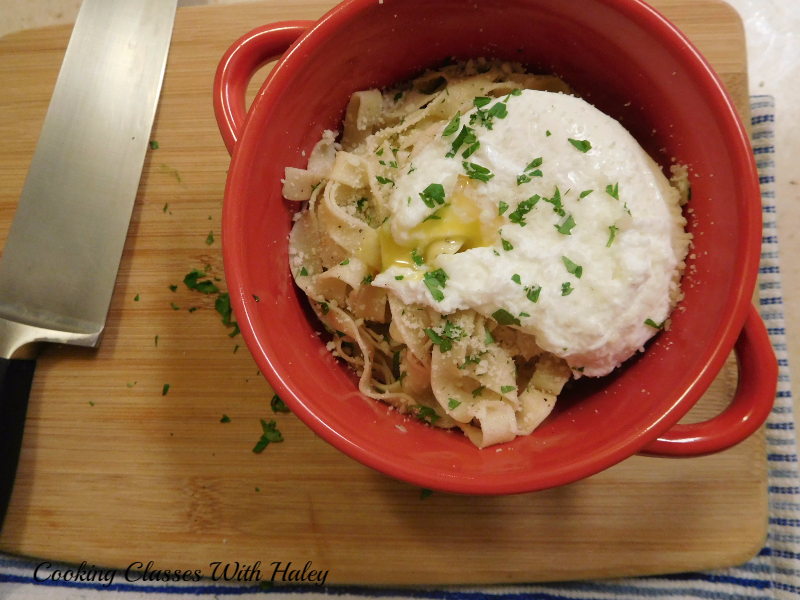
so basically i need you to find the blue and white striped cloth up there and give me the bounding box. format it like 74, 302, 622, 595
0, 96, 794, 600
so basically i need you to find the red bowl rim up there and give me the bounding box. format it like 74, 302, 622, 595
221, 0, 761, 494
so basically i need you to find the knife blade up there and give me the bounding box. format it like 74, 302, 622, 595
0, 0, 178, 533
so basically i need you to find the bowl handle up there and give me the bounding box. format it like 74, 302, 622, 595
213, 22, 314, 155
640, 304, 777, 457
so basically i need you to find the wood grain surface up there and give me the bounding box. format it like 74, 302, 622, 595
0, 0, 765, 585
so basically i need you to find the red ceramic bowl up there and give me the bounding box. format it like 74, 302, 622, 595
214, 0, 778, 494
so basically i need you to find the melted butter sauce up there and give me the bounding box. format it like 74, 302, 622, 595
379, 176, 503, 272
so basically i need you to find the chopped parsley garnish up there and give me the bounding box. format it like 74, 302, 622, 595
499, 201, 509, 216
134, 294, 139, 301
501, 385, 515, 394
623, 201, 632, 216
512, 89, 522, 96
184, 268, 219, 294
299, 267, 308, 276
340, 259, 350, 265
606, 182, 620, 200
423, 268, 449, 302
448, 398, 462, 410
150, 140, 159, 149
472, 386, 485, 397
607, 224, 619, 248
411, 248, 424, 266
420, 488, 434, 500
555, 214, 577, 235
169, 284, 177, 292
423, 203, 449, 222
390, 161, 398, 169
414, 406, 440, 425
376, 148, 384, 156
520, 312, 530, 317
511, 274, 521, 284
162, 384, 170, 396
446, 125, 476, 158
517, 157, 543, 185
508, 195, 540, 226
470, 97, 508, 130
485, 329, 495, 345
526, 285, 542, 303
501, 238, 513, 251
425, 320, 464, 352
171, 302, 180, 310
252, 419, 283, 453
271, 394, 291, 413
395, 275, 405, 280
492, 308, 521, 326
221, 415, 230, 423
562, 282, 574, 296
357, 197, 367, 212
419, 183, 446, 208
459, 355, 481, 370
562, 256, 583, 278
362, 274, 374, 285
206, 231, 214, 245
319, 301, 329, 315
579, 190, 593, 199
546, 130, 552, 137
474, 97, 492, 108
462, 161, 494, 183
568, 138, 592, 153
645, 318, 665, 329
443, 112, 461, 137
394, 92, 403, 102
543, 186, 565, 216
376, 176, 395, 186
461, 140, 481, 159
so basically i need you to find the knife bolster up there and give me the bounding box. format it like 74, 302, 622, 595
0, 317, 100, 359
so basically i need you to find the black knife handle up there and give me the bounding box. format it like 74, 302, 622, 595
0, 358, 36, 534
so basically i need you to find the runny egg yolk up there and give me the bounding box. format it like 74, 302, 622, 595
379, 176, 503, 273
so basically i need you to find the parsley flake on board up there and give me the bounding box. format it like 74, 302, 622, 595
606, 182, 620, 200
448, 398, 462, 410
233, 345, 239, 354
511, 274, 522, 285
171, 302, 180, 310
376, 176, 395, 187
423, 268, 449, 302
411, 248, 424, 266
134, 294, 139, 301
526, 285, 542, 303
163, 203, 169, 213
562, 256, 583, 278
443, 112, 461, 137
252, 419, 283, 453
419, 183, 446, 208
607, 224, 620, 248
169, 284, 177, 292
645, 318, 665, 329
499, 201, 509, 216
568, 138, 592, 153
462, 161, 494, 183
508, 195, 540, 226
271, 394, 291, 413
155, 335, 158, 347
206, 231, 214, 245
420, 488, 434, 500
162, 384, 170, 396
555, 214, 577, 235
562, 282, 574, 296
188, 307, 197, 313
579, 190, 593, 199
184, 269, 219, 294
220, 415, 231, 423
501, 385, 515, 394
502, 238, 513, 252
150, 140, 159, 149
492, 308, 521, 326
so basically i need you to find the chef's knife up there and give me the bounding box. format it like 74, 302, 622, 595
0, 0, 178, 533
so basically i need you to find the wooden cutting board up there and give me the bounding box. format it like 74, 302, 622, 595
0, 0, 764, 585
